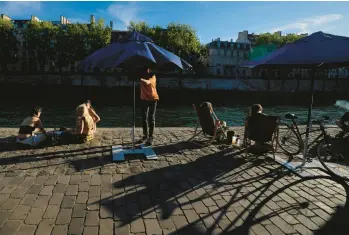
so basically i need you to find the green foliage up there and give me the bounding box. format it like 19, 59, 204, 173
0, 19, 18, 70
128, 21, 204, 61
254, 32, 305, 48
24, 21, 59, 70
23, 18, 111, 71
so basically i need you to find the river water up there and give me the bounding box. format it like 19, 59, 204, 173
0, 102, 346, 128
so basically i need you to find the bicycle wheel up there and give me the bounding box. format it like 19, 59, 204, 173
317, 139, 349, 180
277, 123, 302, 155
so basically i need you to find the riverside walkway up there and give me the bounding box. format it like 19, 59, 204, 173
0, 127, 348, 235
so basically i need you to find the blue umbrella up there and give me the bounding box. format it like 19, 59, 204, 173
78, 31, 192, 71
240, 31, 349, 167
78, 31, 192, 150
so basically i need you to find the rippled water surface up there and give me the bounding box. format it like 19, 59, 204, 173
1, 102, 346, 128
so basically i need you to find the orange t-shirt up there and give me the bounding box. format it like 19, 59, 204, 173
140, 75, 159, 101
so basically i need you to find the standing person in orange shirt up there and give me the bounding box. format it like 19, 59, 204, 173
140, 67, 159, 146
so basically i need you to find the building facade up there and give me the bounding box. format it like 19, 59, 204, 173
206, 30, 252, 77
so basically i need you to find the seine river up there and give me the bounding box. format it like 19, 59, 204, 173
0, 103, 346, 128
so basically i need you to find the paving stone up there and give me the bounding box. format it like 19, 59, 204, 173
76, 192, 88, 204
61, 196, 76, 209
90, 175, 101, 186
68, 218, 84, 235
43, 205, 60, 219
144, 219, 162, 235
32, 196, 50, 209
51, 225, 68, 235
1, 198, 20, 210
56, 209, 72, 225
16, 225, 37, 235
0, 211, 12, 227
18, 177, 35, 188
172, 215, 188, 230
100, 205, 113, 219
25, 208, 45, 225
264, 224, 285, 235
114, 221, 130, 235
85, 211, 99, 226
183, 209, 200, 224
45, 176, 59, 185
87, 197, 100, 211
130, 217, 145, 233
72, 204, 86, 218
10, 187, 28, 199
0, 194, 9, 206
99, 219, 113, 235
40, 186, 54, 196
57, 176, 71, 184
53, 184, 68, 194
88, 186, 100, 198
78, 182, 90, 192
35, 219, 55, 235
27, 185, 43, 194
66, 185, 78, 196
49, 193, 64, 205
69, 175, 81, 185
83, 226, 98, 235
0, 220, 22, 235
9, 205, 30, 220
192, 201, 209, 214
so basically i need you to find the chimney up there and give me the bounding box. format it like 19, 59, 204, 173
90, 15, 95, 24
110, 21, 113, 29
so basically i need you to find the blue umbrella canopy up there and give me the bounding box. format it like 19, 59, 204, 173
78, 31, 192, 72
241, 31, 349, 69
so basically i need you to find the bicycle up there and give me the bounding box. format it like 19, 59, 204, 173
278, 113, 349, 180
277, 113, 332, 156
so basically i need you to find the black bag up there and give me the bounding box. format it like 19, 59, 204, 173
227, 130, 235, 142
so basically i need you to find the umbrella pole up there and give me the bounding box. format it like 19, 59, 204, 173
132, 69, 136, 151
299, 68, 316, 168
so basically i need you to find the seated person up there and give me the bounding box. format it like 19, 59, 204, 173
17, 106, 47, 147
246, 104, 268, 146
83, 100, 101, 132
61, 104, 95, 143
196, 102, 227, 137
248, 104, 265, 118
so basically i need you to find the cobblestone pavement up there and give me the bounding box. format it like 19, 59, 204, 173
0, 127, 348, 235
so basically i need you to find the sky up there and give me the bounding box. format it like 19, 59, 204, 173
1, 1, 349, 43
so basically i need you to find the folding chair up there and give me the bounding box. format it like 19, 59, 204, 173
188, 102, 227, 146
244, 114, 280, 161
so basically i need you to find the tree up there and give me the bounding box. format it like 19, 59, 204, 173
0, 19, 18, 74
24, 21, 59, 72
87, 18, 112, 54
254, 32, 305, 48
128, 21, 202, 62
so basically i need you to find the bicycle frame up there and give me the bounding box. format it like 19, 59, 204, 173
287, 118, 330, 153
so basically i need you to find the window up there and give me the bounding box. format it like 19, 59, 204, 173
216, 68, 221, 75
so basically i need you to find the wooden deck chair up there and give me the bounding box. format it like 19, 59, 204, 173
244, 114, 280, 161
188, 102, 227, 146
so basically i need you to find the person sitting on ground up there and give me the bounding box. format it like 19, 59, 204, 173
83, 100, 101, 132
17, 106, 47, 147
61, 104, 95, 143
